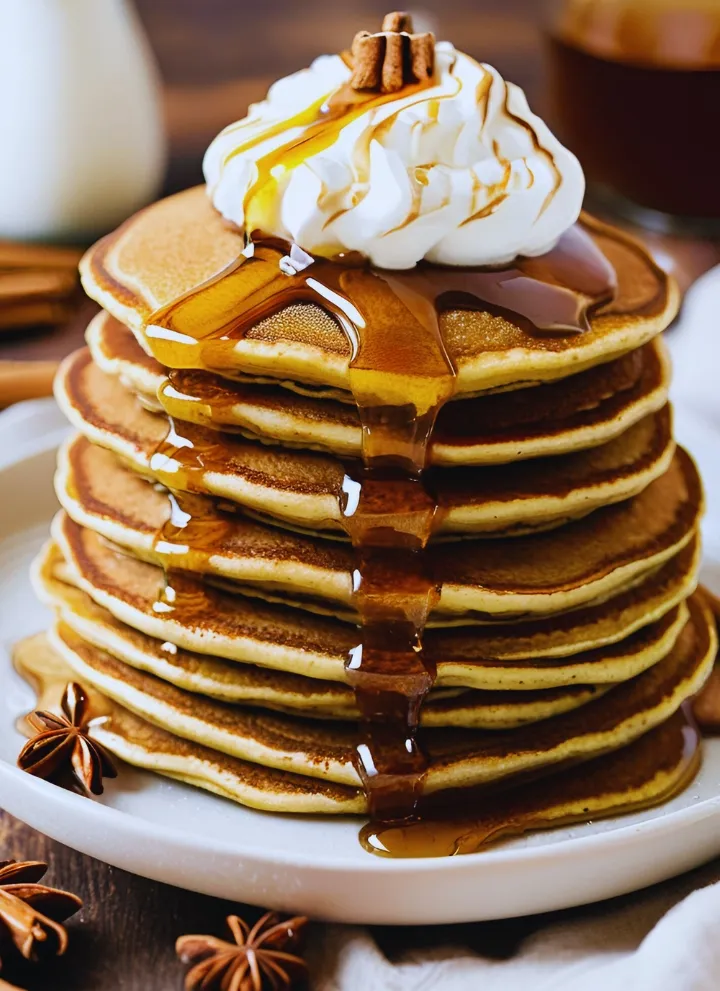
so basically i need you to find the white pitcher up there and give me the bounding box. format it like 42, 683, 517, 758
0, 0, 167, 241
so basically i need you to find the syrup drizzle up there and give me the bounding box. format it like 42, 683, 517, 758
361, 707, 701, 857
143, 225, 616, 836
143, 226, 616, 377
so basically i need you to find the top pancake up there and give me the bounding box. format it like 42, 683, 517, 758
80, 187, 678, 396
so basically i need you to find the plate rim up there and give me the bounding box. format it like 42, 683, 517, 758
1, 753, 720, 876
1, 389, 720, 921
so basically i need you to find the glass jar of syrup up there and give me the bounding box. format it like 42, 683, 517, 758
546, 0, 720, 234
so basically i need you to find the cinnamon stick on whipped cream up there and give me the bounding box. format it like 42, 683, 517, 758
350, 11, 436, 93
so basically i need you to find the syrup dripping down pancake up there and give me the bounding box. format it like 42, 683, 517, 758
86, 311, 672, 466
44, 593, 716, 794
54, 439, 700, 619
41, 527, 701, 683
34, 543, 690, 696
14, 634, 701, 832
47, 618, 606, 730
37, 554, 620, 733
80, 188, 678, 396
56, 352, 679, 538
364, 706, 701, 856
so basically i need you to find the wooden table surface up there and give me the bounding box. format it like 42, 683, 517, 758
1, 3, 719, 988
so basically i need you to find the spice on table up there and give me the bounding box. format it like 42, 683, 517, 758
17, 682, 117, 796
0, 240, 82, 334
176, 911, 309, 991
0, 861, 82, 966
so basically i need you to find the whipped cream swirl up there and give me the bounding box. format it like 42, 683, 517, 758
204, 42, 585, 269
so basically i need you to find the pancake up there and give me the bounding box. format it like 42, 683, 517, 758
44, 593, 716, 793
34, 545, 690, 695
14, 634, 701, 828
41, 526, 701, 684
434, 605, 689, 690
50, 621, 606, 730
87, 311, 672, 466
80, 188, 678, 397
54, 441, 701, 619
56, 352, 681, 539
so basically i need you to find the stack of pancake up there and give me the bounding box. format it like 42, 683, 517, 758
26, 185, 716, 853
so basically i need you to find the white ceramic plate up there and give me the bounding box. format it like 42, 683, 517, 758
1, 273, 719, 924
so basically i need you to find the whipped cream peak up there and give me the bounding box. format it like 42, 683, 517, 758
204, 41, 585, 269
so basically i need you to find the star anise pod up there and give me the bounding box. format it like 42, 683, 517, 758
17, 682, 117, 796
177, 912, 309, 991
0, 861, 82, 969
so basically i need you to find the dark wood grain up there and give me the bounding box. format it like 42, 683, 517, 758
1, 3, 719, 987
0, 814, 247, 991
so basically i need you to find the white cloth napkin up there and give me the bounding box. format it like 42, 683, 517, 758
309, 267, 720, 991
310, 860, 720, 990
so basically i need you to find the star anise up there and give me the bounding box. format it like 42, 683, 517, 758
176, 912, 309, 991
0, 861, 82, 970
17, 682, 117, 796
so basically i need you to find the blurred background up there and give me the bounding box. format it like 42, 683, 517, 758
138, 0, 544, 195
2, 0, 719, 404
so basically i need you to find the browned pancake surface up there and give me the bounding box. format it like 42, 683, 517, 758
81, 189, 677, 395
48, 593, 716, 792
37, 545, 689, 694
